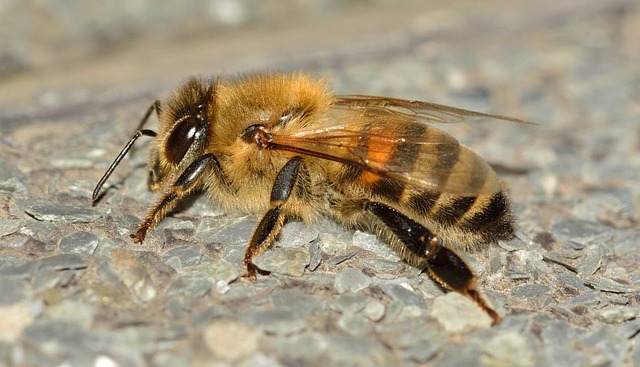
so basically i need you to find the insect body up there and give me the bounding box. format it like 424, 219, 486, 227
93, 72, 526, 323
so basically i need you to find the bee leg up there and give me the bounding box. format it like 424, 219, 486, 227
363, 200, 500, 324
243, 156, 303, 279
131, 153, 219, 243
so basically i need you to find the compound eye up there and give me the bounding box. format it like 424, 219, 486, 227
165, 116, 201, 165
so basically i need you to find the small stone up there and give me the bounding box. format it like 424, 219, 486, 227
0, 219, 24, 237
203, 320, 261, 362
577, 244, 604, 277
267, 332, 328, 359
197, 259, 240, 285
325, 252, 357, 267
245, 309, 308, 335
156, 217, 196, 231
361, 300, 386, 321
162, 245, 203, 268
596, 306, 640, 324
318, 231, 350, 255
111, 247, 158, 302
381, 283, 426, 308
352, 231, 401, 261
22, 221, 56, 241
337, 312, 373, 336
334, 268, 372, 294
38, 254, 88, 271
271, 289, 327, 316
430, 292, 492, 332
332, 294, 368, 314
58, 231, 99, 255
252, 247, 310, 277
165, 274, 212, 299
278, 221, 319, 248
196, 215, 256, 246
481, 332, 535, 367
308, 239, 322, 271
0, 159, 27, 193
550, 219, 612, 246
25, 203, 101, 223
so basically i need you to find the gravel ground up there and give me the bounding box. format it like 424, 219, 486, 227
1, 1, 640, 366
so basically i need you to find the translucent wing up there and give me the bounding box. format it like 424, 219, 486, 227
334, 94, 532, 125
269, 104, 505, 196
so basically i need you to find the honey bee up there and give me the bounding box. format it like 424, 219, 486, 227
93, 72, 528, 323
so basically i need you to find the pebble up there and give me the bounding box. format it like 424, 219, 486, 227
244, 309, 308, 335
58, 231, 99, 255
270, 289, 327, 316
334, 268, 372, 294
429, 293, 493, 332
0, 219, 24, 237
352, 231, 401, 261
252, 247, 310, 277
165, 274, 212, 299
203, 320, 262, 362
25, 203, 101, 223
277, 221, 319, 248
162, 244, 203, 268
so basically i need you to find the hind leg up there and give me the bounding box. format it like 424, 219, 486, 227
335, 198, 500, 323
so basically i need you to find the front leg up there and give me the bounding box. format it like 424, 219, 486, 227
131, 153, 221, 242
363, 200, 500, 324
243, 156, 303, 279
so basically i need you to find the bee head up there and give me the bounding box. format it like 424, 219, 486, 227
150, 78, 215, 189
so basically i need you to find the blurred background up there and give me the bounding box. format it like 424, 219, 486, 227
3, 0, 628, 113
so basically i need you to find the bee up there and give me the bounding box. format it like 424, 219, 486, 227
93, 72, 528, 323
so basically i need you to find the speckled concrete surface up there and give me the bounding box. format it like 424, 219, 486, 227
1, 1, 640, 366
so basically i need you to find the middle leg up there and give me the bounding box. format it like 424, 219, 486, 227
243, 156, 304, 279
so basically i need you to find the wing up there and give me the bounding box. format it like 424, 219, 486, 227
334, 94, 533, 125
269, 106, 504, 196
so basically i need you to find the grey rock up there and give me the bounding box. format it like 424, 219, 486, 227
270, 289, 327, 316
244, 309, 308, 335
162, 244, 203, 268
334, 267, 371, 294
550, 219, 612, 247
25, 203, 101, 223
577, 244, 605, 278
165, 274, 212, 299
337, 312, 372, 336
325, 334, 400, 366
361, 300, 386, 321
596, 306, 640, 324
0, 278, 29, 306
352, 230, 401, 261
196, 215, 255, 245
325, 251, 356, 267
266, 332, 328, 360
481, 331, 536, 367
0, 159, 27, 193
0, 219, 24, 237
430, 293, 492, 332
0, 256, 38, 279
156, 217, 196, 231
308, 239, 322, 271
252, 247, 310, 277
381, 283, 426, 308
39, 254, 88, 270
58, 231, 99, 255
278, 221, 319, 248
332, 294, 368, 314
22, 220, 57, 241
